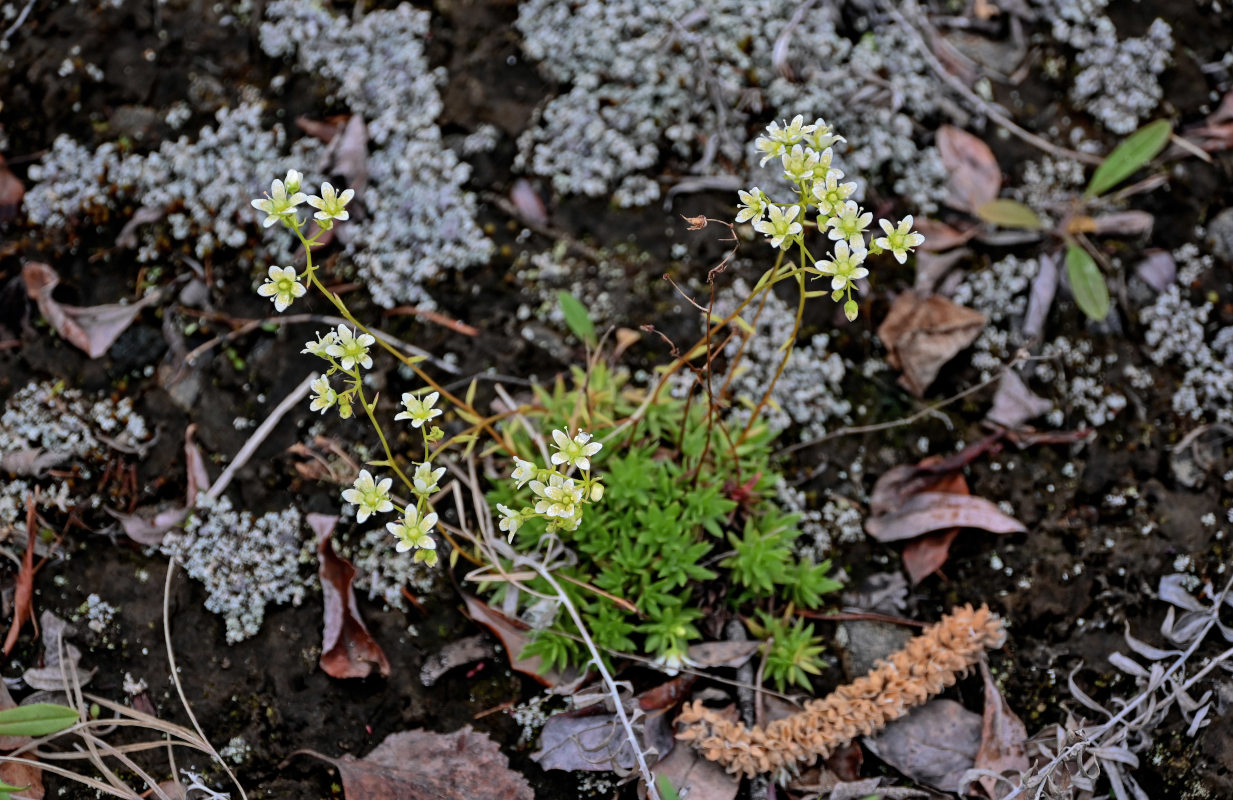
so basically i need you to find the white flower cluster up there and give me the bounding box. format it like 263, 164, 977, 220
161, 494, 311, 644
260, 0, 493, 309
740, 117, 924, 320
497, 430, 605, 539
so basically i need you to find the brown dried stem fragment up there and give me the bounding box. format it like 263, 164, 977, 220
676, 603, 1006, 778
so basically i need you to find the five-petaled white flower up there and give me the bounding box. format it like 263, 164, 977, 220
496, 503, 522, 539
387, 505, 438, 553
812, 172, 858, 216
302, 329, 338, 357
309, 376, 337, 414
510, 457, 537, 489
251, 177, 307, 228
874, 216, 926, 264
307, 181, 355, 223
256, 265, 306, 312
530, 474, 585, 519
815, 240, 869, 292
412, 460, 445, 496
550, 429, 603, 471
394, 390, 442, 428
735, 187, 767, 224
752, 204, 803, 250
804, 119, 845, 152
343, 469, 393, 523
825, 201, 873, 247
325, 324, 374, 371
781, 144, 820, 184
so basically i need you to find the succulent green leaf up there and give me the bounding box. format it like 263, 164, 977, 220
1084, 119, 1172, 199
1065, 244, 1110, 321
975, 199, 1046, 230
0, 703, 79, 737
557, 290, 596, 347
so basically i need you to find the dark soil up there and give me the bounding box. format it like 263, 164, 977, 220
2, 0, 1233, 799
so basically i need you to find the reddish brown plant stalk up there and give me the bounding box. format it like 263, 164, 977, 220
676, 603, 1007, 778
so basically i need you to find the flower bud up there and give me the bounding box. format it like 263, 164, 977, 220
590, 482, 605, 502
844, 299, 859, 322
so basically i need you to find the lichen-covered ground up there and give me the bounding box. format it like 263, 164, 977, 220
2, 0, 1233, 797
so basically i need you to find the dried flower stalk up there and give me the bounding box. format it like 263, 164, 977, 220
676, 603, 1007, 778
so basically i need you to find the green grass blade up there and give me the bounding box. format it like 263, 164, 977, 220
1084, 119, 1172, 199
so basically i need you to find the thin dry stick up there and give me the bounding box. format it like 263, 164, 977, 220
887, 0, 1102, 166
206, 371, 316, 500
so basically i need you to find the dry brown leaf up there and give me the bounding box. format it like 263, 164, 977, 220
418, 634, 496, 687
0, 449, 69, 477
686, 640, 760, 669
973, 660, 1028, 798
22, 612, 94, 690
877, 291, 986, 397
22, 262, 163, 359
937, 126, 1001, 214
652, 737, 739, 800
915, 247, 971, 295
301, 727, 533, 800
0, 755, 45, 800
533, 711, 640, 773
913, 217, 978, 252
115, 205, 167, 249
986, 370, 1052, 429
1135, 249, 1176, 292
312, 514, 390, 679
1022, 252, 1058, 343
865, 491, 1026, 542
865, 699, 983, 793
295, 115, 346, 143
510, 178, 548, 227
0, 154, 25, 223
461, 593, 579, 688
107, 424, 210, 546
3, 495, 37, 657
900, 469, 968, 585
638, 675, 697, 712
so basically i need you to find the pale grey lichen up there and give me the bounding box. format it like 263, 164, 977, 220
260, 0, 493, 309
1035, 0, 1173, 134
161, 494, 312, 643
515, 0, 948, 211
1141, 246, 1233, 423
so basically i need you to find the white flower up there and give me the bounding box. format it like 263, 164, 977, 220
394, 390, 442, 428
302, 329, 338, 357
251, 177, 307, 228
342, 469, 393, 523
282, 169, 303, 195
825, 201, 873, 247
752, 204, 803, 250
815, 240, 869, 292
530, 474, 585, 519
412, 460, 445, 496
307, 181, 355, 223
781, 144, 819, 184
256, 265, 306, 312
496, 503, 522, 540
804, 119, 845, 152
735, 187, 767, 224
324, 324, 374, 371
309, 376, 337, 414
510, 457, 537, 488
550, 429, 603, 471
387, 505, 438, 553
812, 172, 857, 216
875, 215, 926, 264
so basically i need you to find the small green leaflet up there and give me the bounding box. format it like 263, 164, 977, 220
0, 703, 79, 736
655, 774, 682, 800
1084, 119, 1172, 199
975, 199, 1046, 230
557, 291, 596, 347
1065, 244, 1109, 321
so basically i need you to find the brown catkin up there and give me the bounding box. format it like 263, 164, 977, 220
676, 603, 1007, 778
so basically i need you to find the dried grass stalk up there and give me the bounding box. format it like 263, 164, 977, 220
677, 603, 1007, 778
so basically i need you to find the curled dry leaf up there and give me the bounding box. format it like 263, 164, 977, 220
1021, 252, 1058, 343
865, 491, 1026, 542
986, 370, 1052, 430
418, 634, 496, 687
877, 291, 986, 397
900, 470, 968, 586
22, 262, 164, 359
0, 449, 70, 477
300, 727, 533, 800
686, 640, 760, 670
973, 660, 1028, 798
652, 736, 739, 800
865, 699, 983, 793
115, 205, 167, 249
312, 514, 390, 679
533, 711, 640, 773
937, 125, 1001, 214
0, 154, 24, 223
461, 593, 580, 688
22, 611, 94, 691
0, 755, 44, 800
